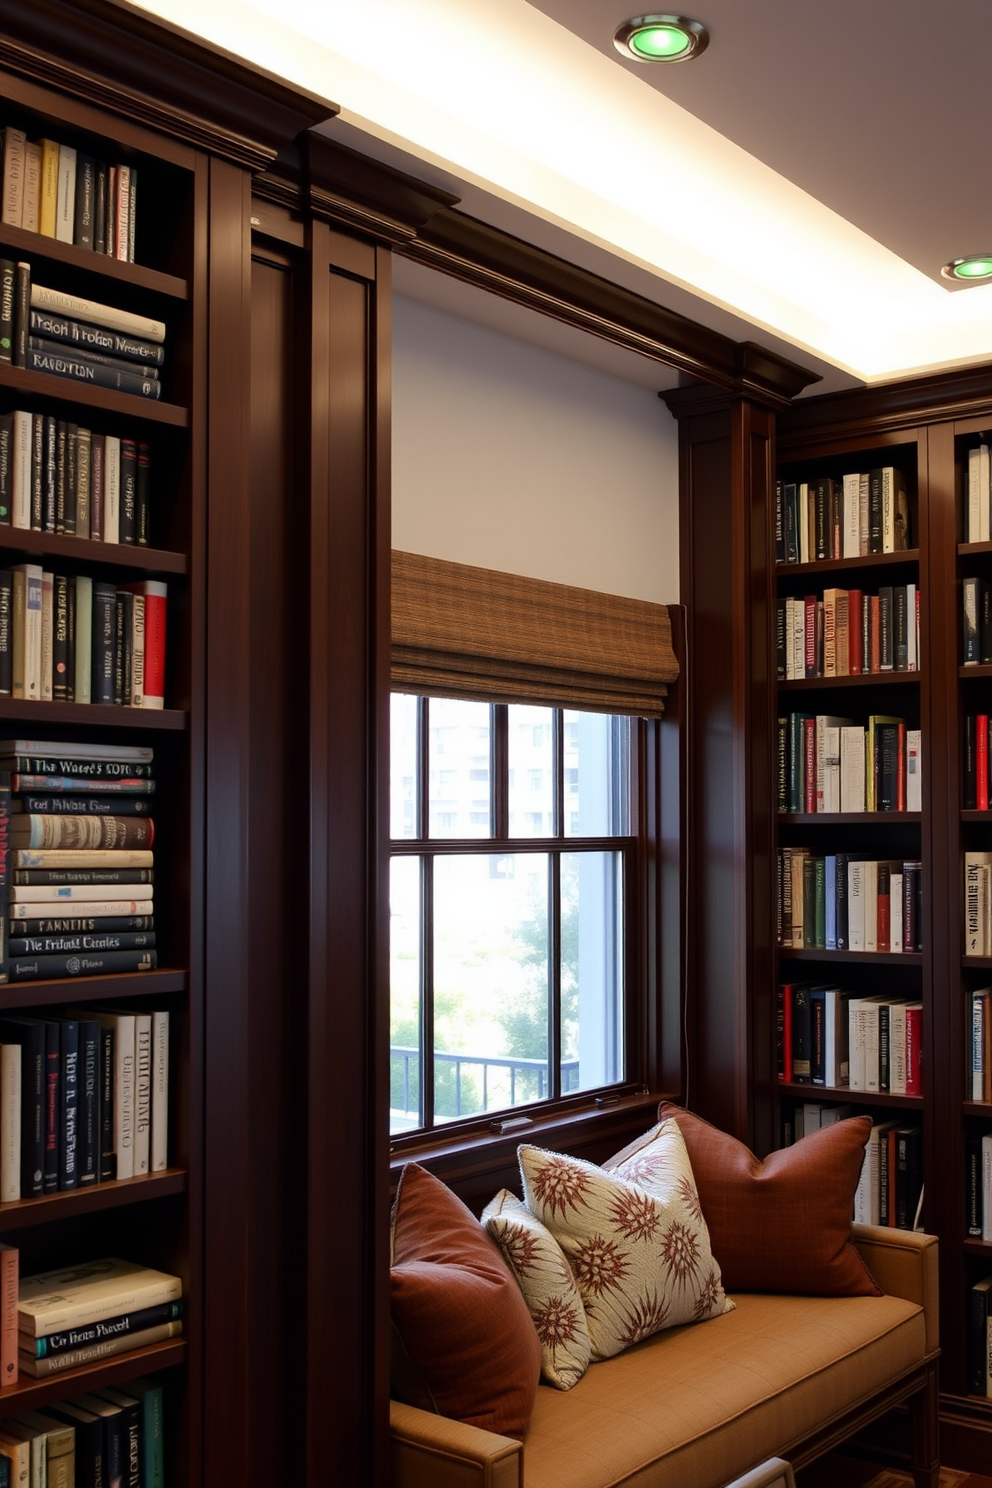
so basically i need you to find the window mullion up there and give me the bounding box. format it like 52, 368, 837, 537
422, 852, 435, 1130
493, 703, 509, 839
550, 851, 562, 1101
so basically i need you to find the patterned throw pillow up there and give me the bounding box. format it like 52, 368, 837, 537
519, 1120, 732, 1362
482, 1189, 591, 1390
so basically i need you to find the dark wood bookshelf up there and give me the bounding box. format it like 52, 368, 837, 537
0, 1168, 186, 1230
0, 222, 189, 301
963, 1239, 992, 1257
0, 364, 187, 426
778, 948, 924, 965
779, 811, 921, 825
0, 1339, 186, 1416
779, 671, 920, 690
0, 698, 186, 729
775, 550, 920, 577
779, 1082, 924, 1110
0, 970, 185, 1011
0, 531, 187, 575
960, 663, 992, 679
958, 540, 992, 558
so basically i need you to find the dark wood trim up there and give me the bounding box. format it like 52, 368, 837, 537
936, 1397, 992, 1474
306, 135, 459, 244
404, 211, 820, 408
779, 363, 992, 448
1, 0, 335, 170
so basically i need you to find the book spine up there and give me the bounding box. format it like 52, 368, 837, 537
27, 311, 165, 366
0, 1246, 16, 1389
55, 143, 76, 242
10, 932, 154, 954
906, 1006, 923, 1096
0, 261, 13, 366
0, 1045, 18, 1204
29, 283, 166, 342
0, 412, 11, 521
30, 416, 42, 533
74, 155, 95, 249
91, 581, 116, 706
76, 1020, 99, 1186
29, 1299, 183, 1357
18, 1320, 182, 1376
151, 1008, 169, 1171
73, 574, 92, 703
100, 1021, 115, 1181
25, 347, 162, 399
12, 264, 28, 369
8, 950, 156, 979
58, 1019, 78, 1191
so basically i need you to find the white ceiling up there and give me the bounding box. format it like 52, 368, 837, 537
131, 0, 992, 394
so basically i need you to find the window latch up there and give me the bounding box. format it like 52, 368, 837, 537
490, 1115, 534, 1134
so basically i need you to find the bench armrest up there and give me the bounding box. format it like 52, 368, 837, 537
852, 1224, 939, 1357
390, 1400, 522, 1488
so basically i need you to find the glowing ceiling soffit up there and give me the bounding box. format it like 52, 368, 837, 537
132, 0, 992, 382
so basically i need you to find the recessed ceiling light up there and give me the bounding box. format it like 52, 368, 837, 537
613, 15, 709, 63
942, 255, 992, 283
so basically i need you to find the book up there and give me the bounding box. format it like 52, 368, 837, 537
8, 1411, 73, 1488
22, 1298, 183, 1358
43, 1402, 102, 1488
9, 949, 157, 979
27, 310, 165, 366
26, 344, 163, 398
970, 1275, 992, 1394
0, 1042, 20, 1202
10, 816, 154, 850
17, 1319, 182, 1376
126, 1377, 165, 1488
55, 142, 76, 243
17, 1256, 182, 1335
29, 284, 165, 344
0, 1245, 17, 1388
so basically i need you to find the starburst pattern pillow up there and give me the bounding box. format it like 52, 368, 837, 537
482, 1189, 591, 1390
519, 1121, 732, 1362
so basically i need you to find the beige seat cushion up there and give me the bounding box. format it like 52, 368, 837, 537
522, 1291, 925, 1488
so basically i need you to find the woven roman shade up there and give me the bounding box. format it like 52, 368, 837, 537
391, 551, 679, 718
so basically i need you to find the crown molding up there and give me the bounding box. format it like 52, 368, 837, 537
0, 0, 335, 171
305, 136, 460, 246
778, 361, 992, 449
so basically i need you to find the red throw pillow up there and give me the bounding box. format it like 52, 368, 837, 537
651, 1104, 881, 1296
390, 1162, 542, 1438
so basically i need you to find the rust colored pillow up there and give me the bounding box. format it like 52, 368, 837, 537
390, 1163, 542, 1438
646, 1105, 881, 1296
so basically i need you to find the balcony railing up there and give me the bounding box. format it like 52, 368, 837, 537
390, 1046, 580, 1128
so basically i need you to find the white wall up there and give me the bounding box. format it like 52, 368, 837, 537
391, 296, 680, 603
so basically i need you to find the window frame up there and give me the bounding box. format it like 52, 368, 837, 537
389, 695, 660, 1152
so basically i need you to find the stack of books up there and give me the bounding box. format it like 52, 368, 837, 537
0, 409, 152, 541
0, 738, 157, 981
853, 1119, 924, 1229
1, 123, 139, 259
15, 1257, 181, 1379
0, 261, 166, 399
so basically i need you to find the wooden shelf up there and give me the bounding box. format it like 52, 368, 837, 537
779, 811, 921, 825
0, 223, 189, 301
0, 365, 187, 427
778, 947, 923, 964
963, 1238, 992, 1256
0, 1168, 187, 1231
964, 1101, 992, 1116
959, 540, 992, 558
0, 1339, 186, 1417
0, 698, 186, 729
0, 531, 187, 576
960, 664, 992, 679
0, 970, 185, 1011
776, 550, 919, 577
780, 1082, 924, 1110
779, 671, 920, 690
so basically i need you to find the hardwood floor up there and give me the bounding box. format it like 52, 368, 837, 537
795, 1457, 992, 1488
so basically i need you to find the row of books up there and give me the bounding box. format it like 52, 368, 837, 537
0, 739, 158, 984
970, 1272, 992, 1398
777, 713, 922, 814
964, 852, 992, 957
0, 411, 151, 542
961, 577, 992, 665
1, 123, 138, 261
854, 1119, 924, 1229
777, 983, 923, 1094
775, 467, 911, 565
0, 1377, 164, 1487
781, 1099, 853, 1144
777, 851, 923, 952
966, 1134, 992, 1243
0, 1003, 167, 1197
0, 261, 166, 398
0, 571, 167, 709
776, 584, 919, 680
969, 990, 992, 1103
965, 444, 992, 544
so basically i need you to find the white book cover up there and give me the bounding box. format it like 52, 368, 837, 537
39, 572, 52, 703
21, 142, 40, 234
848, 997, 868, 1089
840, 726, 866, 813
842, 473, 860, 557
104, 435, 121, 544
890, 1001, 909, 1095
848, 860, 866, 951
0, 1044, 19, 1204
16, 565, 43, 704
906, 583, 917, 670
11, 899, 153, 920
790, 598, 804, 679
1, 127, 26, 227
30, 284, 166, 344
55, 143, 76, 244
11, 410, 32, 531
965, 853, 990, 956
969, 446, 982, 541
862, 998, 881, 1090
863, 859, 879, 952
823, 726, 841, 812
133, 1012, 151, 1176
906, 730, 922, 812
984, 864, 992, 963
802, 1103, 822, 1133
982, 444, 992, 542
984, 1134, 992, 1243
151, 1009, 169, 1172
17, 1256, 180, 1335
9, 883, 155, 903
890, 873, 903, 954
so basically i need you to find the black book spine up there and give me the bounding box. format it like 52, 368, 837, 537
11, 913, 154, 934
30, 412, 43, 532
878, 586, 894, 670
776, 717, 787, 812
43, 1018, 58, 1193
58, 1017, 78, 1190
802, 856, 817, 947
55, 420, 67, 534
835, 852, 850, 951
878, 997, 890, 1090
0, 258, 14, 364
25, 347, 162, 399
3, 755, 154, 779
14, 868, 153, 886
43, 414, 56, 532
64, 422, 77, 536
91, 580, 117, 705
100, 1021, 116, 1181
102, 1406, 125, 1488
66, 577, 75, 702
11, 931, 155, 954
784, 482, 798, 563
775, 479, 785, 563
0, 571, 11, 697
16, 793, 151, 816
869, 469, 884, 552
966, 1134, 983, 1237
0, 771, 8, 988
878, 726, 900, 812
970, 1282, 991, 1395
74, 154, 96, 249
52, 574, 69, 702
77, 1018, 100, 1185
119, 590, 133, 705
114, 593, 126, 705
964, 576, 980, 664
814, 478, 828, 561
120, 437, 137, 544
94, 161, 107, 254
0, 411, 11, 523
9, 948, 157, 978
136, 441, 151, 545
810, 988, 826, 1085
982, 580, 992, 666
964, 714, 978, 809
120, 1402, 141, 1488
0, 1019, 44, 1197
12, 261, 28, 369
896, 1127, 923, 1230
791, 984, 812, 1083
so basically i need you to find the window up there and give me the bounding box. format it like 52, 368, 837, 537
390, 697, 634, 1136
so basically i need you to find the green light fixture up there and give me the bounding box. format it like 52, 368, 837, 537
942, 255, 992, 283
613, 15, 709, 63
